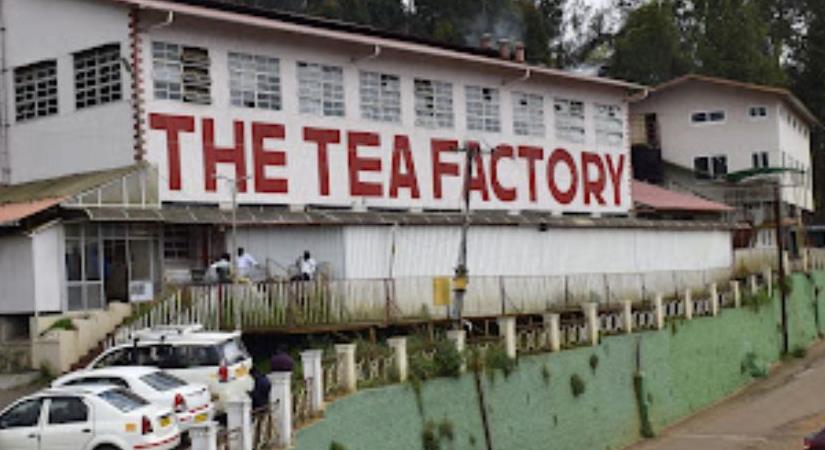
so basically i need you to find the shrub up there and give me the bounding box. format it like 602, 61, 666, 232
433, 339, 462, 378
541, 364, 551, 385
589, 354, 599, 373
792, 346, 808, 359
421, 421, 440, 450
329, 442, 348, 450
570, 373, 586, 397
42, 318, 76, 335
437, 418, 455, 442
484, 343, 516, 381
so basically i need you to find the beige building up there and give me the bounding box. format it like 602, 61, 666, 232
631, 75, 819, 248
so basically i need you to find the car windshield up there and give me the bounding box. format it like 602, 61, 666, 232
221, 337, 250, 365
98, 388, 148, 413
140, 371, 187, 391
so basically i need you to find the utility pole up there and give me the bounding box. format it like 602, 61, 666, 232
215, 174, 249, 279
774, 182, 789, 354
452, 144, 475, 327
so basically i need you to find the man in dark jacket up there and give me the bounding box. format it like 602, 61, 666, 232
248, 366, 272, 410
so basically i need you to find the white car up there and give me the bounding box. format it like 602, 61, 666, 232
0, 385, 180, 450
89, 326, 254, 412
52, 367, 214, 431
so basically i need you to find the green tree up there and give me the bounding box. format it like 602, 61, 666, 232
606, 1, 690, 85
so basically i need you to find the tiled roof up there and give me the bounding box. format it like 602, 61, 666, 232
632, 180, 732, 213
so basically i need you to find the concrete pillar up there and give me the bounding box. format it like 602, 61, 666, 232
190, 422, 218, 450
783, 251, 791, 275
543, 313, 561, 352
582, 303, 599, 346
653, 294, 664, 330
622, 300, 633, 334
387, 337, 408, 382
730, 280, 741, 308
335, 344, 357, 394
709, 283, 719, 316
764, 267, 773, 297
750, 274, 758, 296
497, 316, 517, 358
684, 289, 693, 320
446, 329, 467, 372
300, 349, 324, 414
267, 372, 292, 449
226, 398, 252, 450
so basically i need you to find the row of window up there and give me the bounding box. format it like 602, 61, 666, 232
689, 106, 769, 125
150, 41, 625, 145
14, 44, 122, 122
695, 150, 811, 188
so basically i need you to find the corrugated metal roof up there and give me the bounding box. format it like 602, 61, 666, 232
81, 205, 740, 231
632, 180, 733, 213
0, 165, 144, 205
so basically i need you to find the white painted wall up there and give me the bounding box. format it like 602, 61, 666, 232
31, 223, 65, 313
0, 233, 35, 314
631, 80, 813, 212
230, 227, 346, 279
342, 225, 732, 279
141, 14, 632, 214
777, 104, 814, 210
3, 0, 133, 184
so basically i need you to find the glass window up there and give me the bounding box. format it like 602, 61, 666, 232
14, 60, 58, 122
752, 151, 769, 169
228, 52, 280, 110
140, 371, 186, 392
65, 240, 82, 282
554, 98, 585, 143
48, 397, 88, 425
414, 78, 453, 129
748, 106, 768, 119
594, 103, 623, 146
359, 71, 401, 123
221, 337, 250, 365
466, 85, 500, 132
694, 157, 710, 179
0, 399, 42, 429
98, 389, 148, 413
513, 92, 544, 137
691, 112, 708, 123
74, 44, 122, 110
152, 41, 211, 104
297, 61, 344, 117
709, 111, 726, 122
63, 376, 129, 389
712, 155, 728, 177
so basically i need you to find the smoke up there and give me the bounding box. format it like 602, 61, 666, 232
464, 5, 524, 48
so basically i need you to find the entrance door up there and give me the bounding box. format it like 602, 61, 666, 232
104, 240, 128, 303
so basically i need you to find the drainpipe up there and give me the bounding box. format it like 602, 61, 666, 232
0, 0, 10, 185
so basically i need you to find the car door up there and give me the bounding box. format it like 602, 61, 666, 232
0, 398, 44, 450
39, 397, 93, 450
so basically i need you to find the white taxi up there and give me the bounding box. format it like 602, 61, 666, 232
89, 325, 254, 412
0, 385, 180, 450
53, 367, 214, 431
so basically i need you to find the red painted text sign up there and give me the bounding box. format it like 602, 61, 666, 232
147, 113, 630, 213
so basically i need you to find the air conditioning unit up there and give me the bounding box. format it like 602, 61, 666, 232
129, 281, 154, 303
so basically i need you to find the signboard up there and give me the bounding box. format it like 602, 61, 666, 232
146, 112, 630, 213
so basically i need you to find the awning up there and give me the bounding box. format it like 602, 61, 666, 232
0, 197, 65, 226
81, 205, 740, 231
632, 180, 733, 213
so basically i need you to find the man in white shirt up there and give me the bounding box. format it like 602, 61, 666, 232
299, 250, 317, 280
236, 247, 258, 279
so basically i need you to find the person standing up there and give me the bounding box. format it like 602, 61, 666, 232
209, 253, 232, 284
236, 247, 258, 279
299, 250, 317, 281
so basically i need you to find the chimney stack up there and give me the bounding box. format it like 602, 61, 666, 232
480, 33, 493, 50
514, 41, 525, 63
498, 38, 511, 60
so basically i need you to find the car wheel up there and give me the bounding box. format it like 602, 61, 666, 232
95, 445, 122, 450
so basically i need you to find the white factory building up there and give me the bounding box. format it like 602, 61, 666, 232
0, 0, 734, 337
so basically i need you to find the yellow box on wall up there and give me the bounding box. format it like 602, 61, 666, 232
433, 277, 451, 306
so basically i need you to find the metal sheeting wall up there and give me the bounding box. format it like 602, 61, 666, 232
343, 226, 732, 278
231, 227, 346, 279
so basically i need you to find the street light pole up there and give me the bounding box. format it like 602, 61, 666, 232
774, 182, 789, 354
452, 144, 474, 327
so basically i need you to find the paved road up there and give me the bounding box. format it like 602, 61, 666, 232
627, 341, 825, 450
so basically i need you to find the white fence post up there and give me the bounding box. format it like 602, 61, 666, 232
684, 289, 693, 320
750, 274, 758, 296
335, 343, 357, 393
764, 267, 773, 297
387, 337, 408, 382
446, 329, 467, 372
622, 300, 633, 334
496, 316, 517, 358
653, 294, 664, 330
300, 350, 324, 414
226, 398, 252, 450
582, 303, 599, 346
730, 280, 741, 308
190, 421, 218, 450
543, 313, 561, 352
710, 283, 719, 316
268, 371, 292, 449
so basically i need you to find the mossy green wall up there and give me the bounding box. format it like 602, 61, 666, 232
294, 272, 825, 450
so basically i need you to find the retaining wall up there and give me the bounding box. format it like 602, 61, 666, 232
292, 271, 825, 450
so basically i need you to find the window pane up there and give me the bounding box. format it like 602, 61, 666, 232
0, 399, 42, 428
74, 43, 122, 109
68, 286, 83, 311
85, 240, 101, 281
15, 60, 58, 121
65, 240, 82, 282
694, 157, 710, 179
85, 283, 103, 310
48, 397, 88, 424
